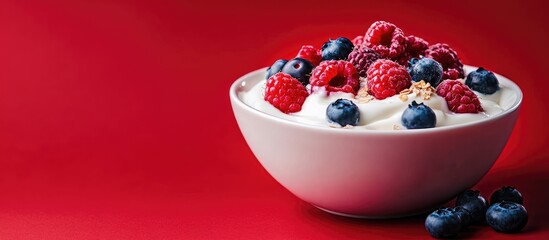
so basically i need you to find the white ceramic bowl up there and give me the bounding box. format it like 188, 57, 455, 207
230, 66, 522, 218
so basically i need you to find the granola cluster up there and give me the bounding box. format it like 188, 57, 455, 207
355, 86, 374, 103
398, 80, 435, 102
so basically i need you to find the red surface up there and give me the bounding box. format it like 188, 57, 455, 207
0, 0, 548, 239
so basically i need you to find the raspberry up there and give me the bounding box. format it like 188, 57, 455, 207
366, 59, 412, 100
364, 21, 406, 59
309, 60, 359, 94
264, 73, 309, 113
425, 43, 464, 80
396, 35, 429, 66
296, 45, 322, 66
436, 80, 483, 113
406, 35, 429, 57
395, 51, 413, 66
352, 35, 364, 46
347, 46, 381, 78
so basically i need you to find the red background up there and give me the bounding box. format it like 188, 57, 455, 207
0, 0, 548, 239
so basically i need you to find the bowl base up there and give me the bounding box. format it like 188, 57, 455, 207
313, 205, 433, 219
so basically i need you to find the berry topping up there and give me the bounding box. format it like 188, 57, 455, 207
486, 201, 528, 233
407, 58, 419, 72
455, 189, 488, 224
296, 45, 322, 66
347, 46, 382, 78
266, 59, 288, 80
436, 80, 483, 113
401, 101, 436, 129
364, 21, 406, 58
366, 59, 412, 100
452, 206, 473, 229
394, 52, 413, 66
395, 36, 429, 66
352, 35, 364, 46
425, 208, 461, 239
408, 57, 443, 87
326, 99, 360, 126
264, 73, 309, 113
321, 37, 354, 61
405, 35, 429, 58
309, 60, 359, 94
425, 43, 464, 79
281, 57, 314, 86
465, 67, 499, 94
490, 186, 523, 205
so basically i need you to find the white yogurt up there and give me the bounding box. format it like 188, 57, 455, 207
239, 69, 517, 130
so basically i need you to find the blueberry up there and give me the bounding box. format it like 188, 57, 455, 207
452, 206, 473, 229
490, 186, 523, 205
425, 208, 461, 238
486, 201, 528, 233
409, 58, 443, 87
455, 189, 488, 224
266, 59, 288, 80
407, 57, 419, 73
281, 58, 314, 86
321, 37, 354, 60
465, 67, 499, 94
326, 99, 359, 126
401, 101, 436, 129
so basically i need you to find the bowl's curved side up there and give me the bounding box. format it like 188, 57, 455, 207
232, 91, 520, 217
229, 67, 523, 217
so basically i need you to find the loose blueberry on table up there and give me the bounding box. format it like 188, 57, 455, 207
490, 186, 523, 205
425, 187, 528, 238
455, 189, 488, 224
486, 201, 528, 233
425, 208, 461, 238
452, 206, 473, 229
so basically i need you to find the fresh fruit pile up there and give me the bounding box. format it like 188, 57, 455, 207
425, 186, 528, 238
264, 20, 500, 129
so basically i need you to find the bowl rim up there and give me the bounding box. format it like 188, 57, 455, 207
229, 65, 523, 135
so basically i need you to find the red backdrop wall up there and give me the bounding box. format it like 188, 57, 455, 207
0, 0, 548, 239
